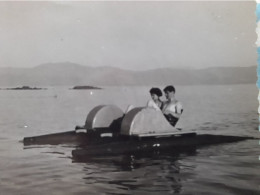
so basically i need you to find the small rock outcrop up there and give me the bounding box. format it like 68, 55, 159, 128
71, 86, 102, 90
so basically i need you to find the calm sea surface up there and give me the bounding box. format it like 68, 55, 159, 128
0, 84, 259, 195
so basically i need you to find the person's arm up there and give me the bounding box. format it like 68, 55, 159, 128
163, 102, 183, 118
176, 102, 183, 117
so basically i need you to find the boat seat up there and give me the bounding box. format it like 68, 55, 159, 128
85, 105, 124, 131
120, 107, 180, 137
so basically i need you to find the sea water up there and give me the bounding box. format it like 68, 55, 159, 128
0, 84, 259, 194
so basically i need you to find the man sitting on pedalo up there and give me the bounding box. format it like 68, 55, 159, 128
161, 85, 183, 127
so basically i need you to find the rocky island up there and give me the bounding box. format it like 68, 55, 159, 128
70, 85, 102, 90
1, 86, 46, 90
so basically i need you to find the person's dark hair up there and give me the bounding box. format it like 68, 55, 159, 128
163, 85, 175, 93
149, 87, 163, 97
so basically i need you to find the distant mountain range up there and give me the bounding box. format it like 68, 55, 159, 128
0, 62, 257, 86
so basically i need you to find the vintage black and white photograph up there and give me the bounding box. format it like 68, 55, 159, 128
0, 1, 259, 194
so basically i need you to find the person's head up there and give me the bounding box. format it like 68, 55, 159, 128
163, 85, 175, 100
149, 87, 162, 101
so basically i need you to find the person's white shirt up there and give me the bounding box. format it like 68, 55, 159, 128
146, 99, 161, 111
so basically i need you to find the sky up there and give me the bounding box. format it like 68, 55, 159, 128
0, 1, 257, 70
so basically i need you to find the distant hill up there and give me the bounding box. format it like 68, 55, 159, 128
0, 62, 257, 86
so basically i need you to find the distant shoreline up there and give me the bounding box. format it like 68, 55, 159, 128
0, 63, 256, 86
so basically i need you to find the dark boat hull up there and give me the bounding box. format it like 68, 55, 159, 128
71, 134, 254, 160
24, 131, 87, 145
23, 129, 118, 146
23, 131, 255, 159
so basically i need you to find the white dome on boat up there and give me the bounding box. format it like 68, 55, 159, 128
120, 107, 179, 136
85, 105, 124, 130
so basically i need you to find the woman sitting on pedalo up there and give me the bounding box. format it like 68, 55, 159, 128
146, 87, 164, 111
125, 87, 164, 113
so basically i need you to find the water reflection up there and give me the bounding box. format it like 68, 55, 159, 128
72, 148, 197, 194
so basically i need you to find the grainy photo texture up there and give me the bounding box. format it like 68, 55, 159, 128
0, 1, 259, 194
